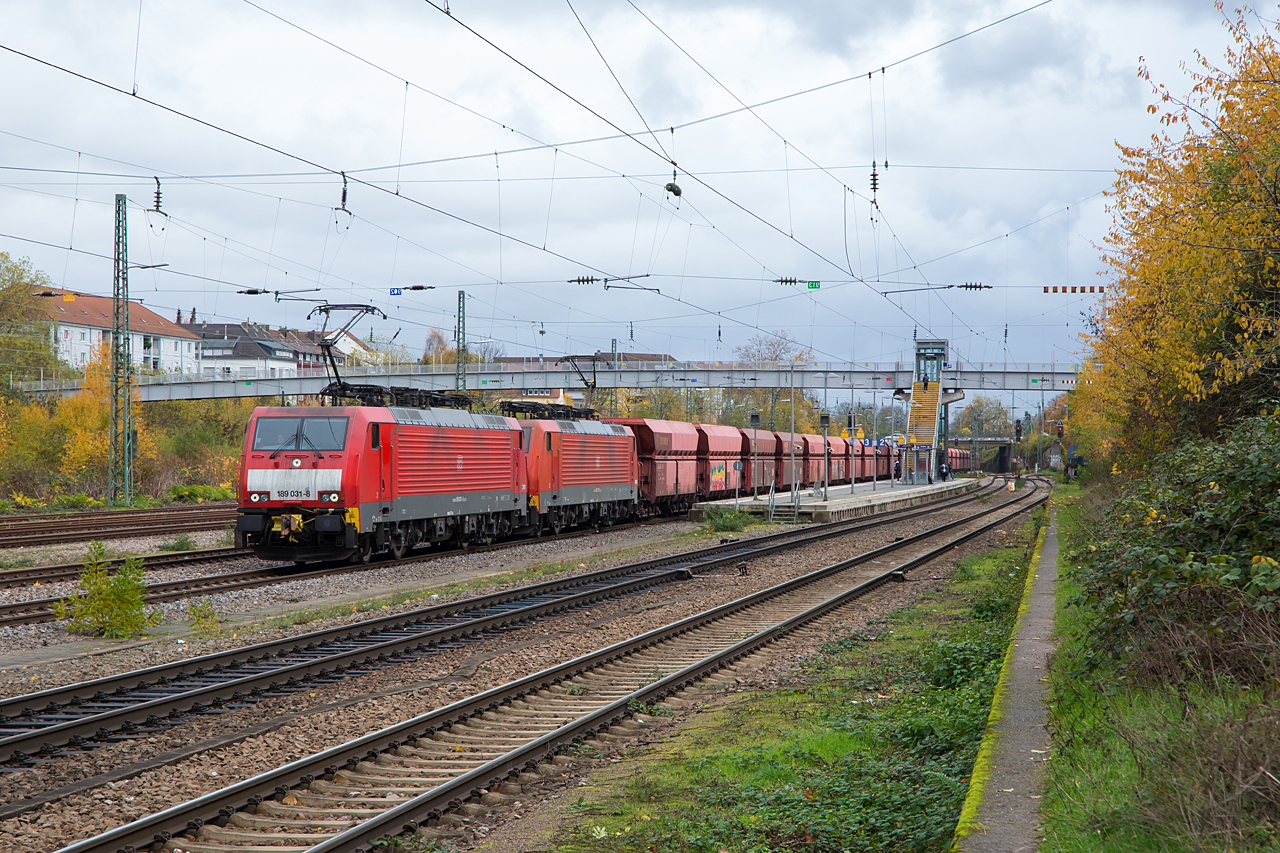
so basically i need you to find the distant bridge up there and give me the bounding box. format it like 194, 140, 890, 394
22, 360, 1081, 403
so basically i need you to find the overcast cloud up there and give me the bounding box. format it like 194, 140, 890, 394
0, 0, 1244, 405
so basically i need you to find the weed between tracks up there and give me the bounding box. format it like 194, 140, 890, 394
547, 519, 1042, 853
157, 533, 197, 552
51, 542, 162, 638
701, 506, 757, 533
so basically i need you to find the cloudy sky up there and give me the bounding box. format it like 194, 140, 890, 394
0, 0, 1243, 384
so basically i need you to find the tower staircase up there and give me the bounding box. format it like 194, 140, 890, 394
905, 381, 941, 482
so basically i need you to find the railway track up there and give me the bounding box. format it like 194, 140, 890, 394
0, 548, 251, 590
0, 504, 237, 548
0, 479, 1005, 768
0, 515, 681, 594
56, 479, 1048, 853
0, 480, 991, 625
0, 516, 684, 626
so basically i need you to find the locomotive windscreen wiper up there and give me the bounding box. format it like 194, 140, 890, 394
298, 431, 325, 459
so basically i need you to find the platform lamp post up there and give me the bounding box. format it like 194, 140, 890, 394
871, 388, 879, 492
750, 410, 761, 500
819, 372, 840, 498
788, 363, 797, 508
820, 411, 830, 501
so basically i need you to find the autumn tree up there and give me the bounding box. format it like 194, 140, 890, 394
0, 253, 64, 389
57, 341, 158, 495
950, 394, 1012, 436
1080, 8, 1280, 463
355, 331, 416, 366
729, 331, 815, 430
421, 327, 451, 365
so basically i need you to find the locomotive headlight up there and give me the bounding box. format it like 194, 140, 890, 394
319, 491, 340, 503
248, 492, 270, 503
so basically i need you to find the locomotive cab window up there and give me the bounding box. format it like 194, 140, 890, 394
251, 416, 350, 453
546, 433, 552, 452
370, 423, 380, 449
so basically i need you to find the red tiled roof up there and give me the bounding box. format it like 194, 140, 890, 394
39, 288, 200, 340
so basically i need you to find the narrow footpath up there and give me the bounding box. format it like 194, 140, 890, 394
954, 508, 1060, 852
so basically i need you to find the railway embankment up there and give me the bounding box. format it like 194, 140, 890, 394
472, 490, 1046, 852
1042, 410, 1280, 852
0, 480, 1026, 852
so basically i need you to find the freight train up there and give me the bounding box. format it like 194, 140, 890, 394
234, 404, 974, 563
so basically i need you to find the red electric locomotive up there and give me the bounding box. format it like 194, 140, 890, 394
521, 418, 637, 534
235, 406, 529, 562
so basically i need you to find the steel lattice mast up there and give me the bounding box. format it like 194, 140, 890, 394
107, 193, 133, 506
454, 289, 466, 393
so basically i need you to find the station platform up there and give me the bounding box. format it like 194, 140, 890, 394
689, 475, 983, 524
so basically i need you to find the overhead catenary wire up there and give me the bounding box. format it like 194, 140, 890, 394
1, 1, 1082, 367
0, 40, 620, 280
564, 0, 671, 163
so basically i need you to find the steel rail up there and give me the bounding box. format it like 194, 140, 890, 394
57, 481, 1046, 853
0, 548, 251, 590
0, 479, 1000, 765
0, 503, 236, 528
0, 507, 237, 548
0, 518, 672, 625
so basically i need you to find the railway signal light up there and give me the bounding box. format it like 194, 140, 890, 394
1057, 423, 1064, 439
1015, 419, 1023, 441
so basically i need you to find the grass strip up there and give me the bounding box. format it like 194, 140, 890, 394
544, 518, 1044, 852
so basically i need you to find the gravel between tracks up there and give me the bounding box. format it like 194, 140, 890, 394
0, 502, 1025, 853
0, 530, 230, 571
0, 522, 700, 661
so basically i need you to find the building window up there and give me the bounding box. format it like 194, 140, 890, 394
80, 331, 86, 342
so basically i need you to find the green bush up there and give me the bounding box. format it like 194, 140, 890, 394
919, 624, 1007, 689
52, 542, 161, 638
702, 506, 753, 532
51, 492, 104, 510
168, 484, 234, 503
1071, 409, 1280, 681
970, 591, 1015, 621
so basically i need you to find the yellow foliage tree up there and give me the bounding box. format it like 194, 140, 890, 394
56, 342, 156, 493
1081, 6, 1280, 463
